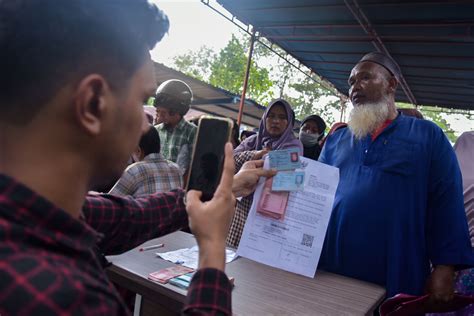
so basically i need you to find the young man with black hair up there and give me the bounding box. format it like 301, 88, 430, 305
0, 1, 274, 315
110, 125, 182, 196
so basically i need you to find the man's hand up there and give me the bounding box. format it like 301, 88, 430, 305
424, 265, 455, 312
185, 143, 236, 271
232, 160, 277, 198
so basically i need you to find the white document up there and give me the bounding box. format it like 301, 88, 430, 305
157, 246, 237, 270
237, 157, 339, 278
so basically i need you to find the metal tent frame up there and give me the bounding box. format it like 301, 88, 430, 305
206, 0, 474, 123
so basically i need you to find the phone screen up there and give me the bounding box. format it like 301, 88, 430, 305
186, 117, 232, 201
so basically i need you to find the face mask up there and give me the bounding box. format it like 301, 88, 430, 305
299, 131, 320, 146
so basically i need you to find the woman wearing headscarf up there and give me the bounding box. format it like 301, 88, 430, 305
299, 114, 326, 160
227, 99, 302, 248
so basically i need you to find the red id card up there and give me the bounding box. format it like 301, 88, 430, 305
257, 177, 289, 220
148, 265, 194, 284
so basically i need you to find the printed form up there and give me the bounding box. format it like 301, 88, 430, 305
237, 157, 339, 278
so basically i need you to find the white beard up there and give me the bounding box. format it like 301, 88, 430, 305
348, 100, 390, 140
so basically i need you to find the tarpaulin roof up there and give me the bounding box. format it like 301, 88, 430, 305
216, 0, 474, 111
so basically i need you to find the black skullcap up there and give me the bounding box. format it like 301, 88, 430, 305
301, 115, 326, 134
358, 52, 401, 81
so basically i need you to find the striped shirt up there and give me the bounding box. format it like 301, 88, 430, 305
156, 119, 197, 172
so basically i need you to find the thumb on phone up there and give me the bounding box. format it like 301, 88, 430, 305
185, 142, 236, 271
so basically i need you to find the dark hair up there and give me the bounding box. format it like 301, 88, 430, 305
240, 130, 256, 140
0, 0, 169, 123
231, 119, 240, 147
139, 126, 161, 156
145, 112, 154, 124
301, 115, 327, 134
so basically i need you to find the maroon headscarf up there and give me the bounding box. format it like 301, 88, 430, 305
234, 99, 303, 154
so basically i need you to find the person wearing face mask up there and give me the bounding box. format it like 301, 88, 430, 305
299, 115, 327, 160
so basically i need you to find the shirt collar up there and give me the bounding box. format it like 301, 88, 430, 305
143, 153, 164, 161
0, 173, 98, 252
369, 112, 402, 141
371, 119, 394, 141
175, 118, 187, 130
158, 118, 187, 132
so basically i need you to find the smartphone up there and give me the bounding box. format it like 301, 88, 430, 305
186, 116, 233, 201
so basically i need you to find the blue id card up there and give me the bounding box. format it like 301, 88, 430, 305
169, 272, 195, 290
268, 149, 301, 171
272, 171, 305, 191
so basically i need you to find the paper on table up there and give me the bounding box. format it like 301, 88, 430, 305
157, 246, 238, 270
237, 157, 339, 278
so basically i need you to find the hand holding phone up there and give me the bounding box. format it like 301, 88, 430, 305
185, 143, 236, 271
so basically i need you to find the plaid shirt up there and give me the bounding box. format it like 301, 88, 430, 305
109, 153, 183, 197
0, 174, 231, 315
156, 119, 196, 172
227, 151, 256, 248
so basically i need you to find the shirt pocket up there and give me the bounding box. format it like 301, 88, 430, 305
379, 139, 416, 176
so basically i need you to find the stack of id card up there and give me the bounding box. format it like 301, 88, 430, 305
169, 273, 235, 290
257, 177, 289, 220
268, 148, 305, 192
148, 265, 194, 284
168, 272, 195, 289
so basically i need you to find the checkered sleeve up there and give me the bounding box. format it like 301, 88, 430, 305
226, 195, 253, 248
82, 190, 188, 255
109, 169, 137, 196
183, 268, 232, 316
176, 144, 191, 175
0, 253, 130, 316
233, 151, 255, 173
188, 123, 197, 145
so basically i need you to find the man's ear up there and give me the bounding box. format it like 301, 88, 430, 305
387, 76, 398, 94
132, 146, 142, 162
174, 112, 183, 122
73, 74, 110, 135
138, 147, 145, 161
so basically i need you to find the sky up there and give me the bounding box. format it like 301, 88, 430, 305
150, 0, 239, 65
150, 0, 473, 136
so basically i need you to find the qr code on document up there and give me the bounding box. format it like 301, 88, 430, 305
301, 234, 314, 247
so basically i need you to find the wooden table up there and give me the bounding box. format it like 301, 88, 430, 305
107, 231, 385, 316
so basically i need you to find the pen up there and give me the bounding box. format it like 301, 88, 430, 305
139, 243, 164, 251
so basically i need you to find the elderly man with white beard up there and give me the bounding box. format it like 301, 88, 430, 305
318, 52, 474, 310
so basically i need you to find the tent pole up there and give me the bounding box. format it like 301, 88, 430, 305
237, 29, 256, 127
339, 95, 346, 122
